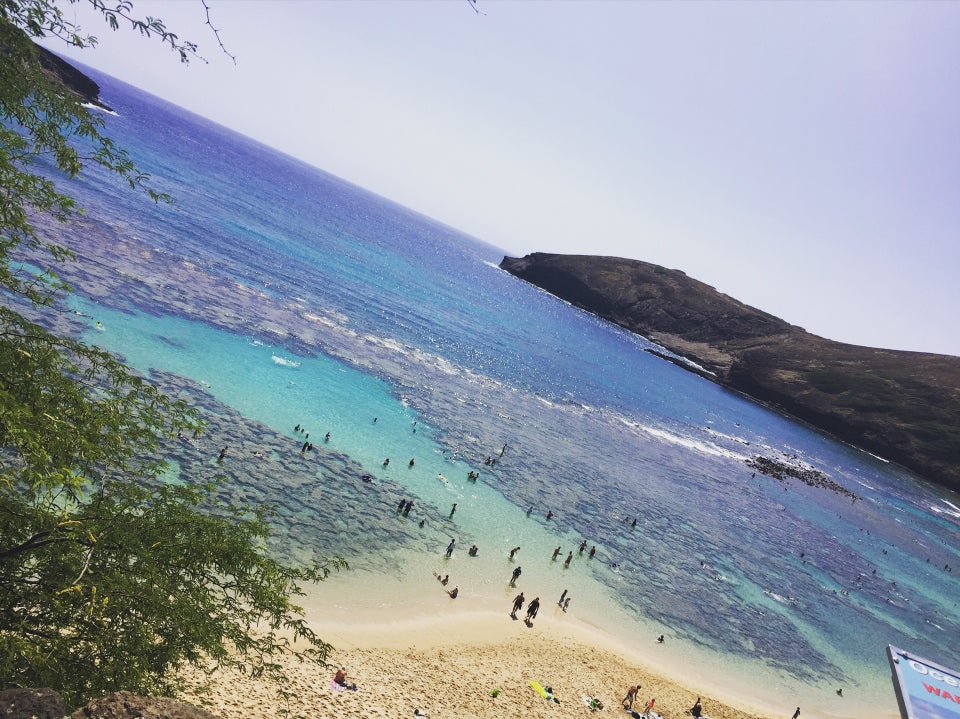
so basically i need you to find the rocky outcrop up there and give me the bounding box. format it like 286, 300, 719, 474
0, 688, 69, 719
1, 689, 218, 719
34, 44, 112, 111
500, 253, 960, 492
71, 692, 218, 719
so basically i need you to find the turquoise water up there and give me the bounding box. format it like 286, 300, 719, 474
30, 66, 960, 716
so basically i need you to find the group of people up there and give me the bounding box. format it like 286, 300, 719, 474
510, 592, 541, 623
435, 572, 458, 598
622, 686, 657, 716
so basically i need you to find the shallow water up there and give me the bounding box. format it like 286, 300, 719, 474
31, 66, 960, 717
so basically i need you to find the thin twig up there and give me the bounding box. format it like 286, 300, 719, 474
201, 0, 237, 64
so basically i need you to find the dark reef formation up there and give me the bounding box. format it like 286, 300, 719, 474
501, 252, 960, 492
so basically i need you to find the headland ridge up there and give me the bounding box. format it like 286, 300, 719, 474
500, 252, 960, 492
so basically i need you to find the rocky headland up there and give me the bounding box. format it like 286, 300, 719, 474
31, 44, 112, 110
500, 252, 960, 492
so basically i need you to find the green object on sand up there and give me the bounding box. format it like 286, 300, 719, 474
491, 689, 500, 697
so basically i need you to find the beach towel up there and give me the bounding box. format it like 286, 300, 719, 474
582, 695, 605, 710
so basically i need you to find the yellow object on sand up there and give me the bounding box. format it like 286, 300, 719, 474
530, 680, 550, 699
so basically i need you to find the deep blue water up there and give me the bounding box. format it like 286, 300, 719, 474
29, 65, 960, 713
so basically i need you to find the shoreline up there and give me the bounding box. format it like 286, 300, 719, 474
211, 567, 897, 719
180, 601, 894, 719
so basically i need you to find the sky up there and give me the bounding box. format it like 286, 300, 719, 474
44, 1, 960, 356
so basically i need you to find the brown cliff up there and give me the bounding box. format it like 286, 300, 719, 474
33, 44, 112, 111
500, 252, 960, 492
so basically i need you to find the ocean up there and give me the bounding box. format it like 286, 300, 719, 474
29, 67, 960, 717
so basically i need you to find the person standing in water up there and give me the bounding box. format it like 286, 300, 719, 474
511, 592, 525, 618
525, 596, 540, 622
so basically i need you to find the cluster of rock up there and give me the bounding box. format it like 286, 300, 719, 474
745, 455, 858, 501
0, 689, 215, 719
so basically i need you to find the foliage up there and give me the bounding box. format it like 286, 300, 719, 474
0, 0, 340, 705
0, 479, 341, 706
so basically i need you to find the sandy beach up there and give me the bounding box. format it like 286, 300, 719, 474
180, 612, 771, 719
172, 559, 899, 719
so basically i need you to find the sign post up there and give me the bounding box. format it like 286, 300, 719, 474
888, 645, 960, 719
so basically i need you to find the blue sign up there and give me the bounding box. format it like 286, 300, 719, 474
888, 646, 960, 719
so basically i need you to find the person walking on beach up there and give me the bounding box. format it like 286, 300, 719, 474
562, 596, 570, 612
509, 546, 520, 559
791, 708, 800, 719
510, 566, 522, 586
445, 538, 456, 558
525, 596, 540, 622
450, 503, 457, 518
511, 591, 525, 618
564, 551, 573, 568
646, 698, 656, 716
558, 589, 568, 606
553, 546, 561, 560
622, 685, 640, 710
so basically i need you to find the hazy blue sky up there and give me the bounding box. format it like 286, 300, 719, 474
46, 1, 960, 355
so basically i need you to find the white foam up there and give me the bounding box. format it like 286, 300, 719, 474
271, 354, 301, 368
84, 102, 118, 116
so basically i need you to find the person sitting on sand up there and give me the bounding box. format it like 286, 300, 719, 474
691, 697, 702, 718
448, 585, 459, 598
623, 684, 640, 709
334, 665, 357, 690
